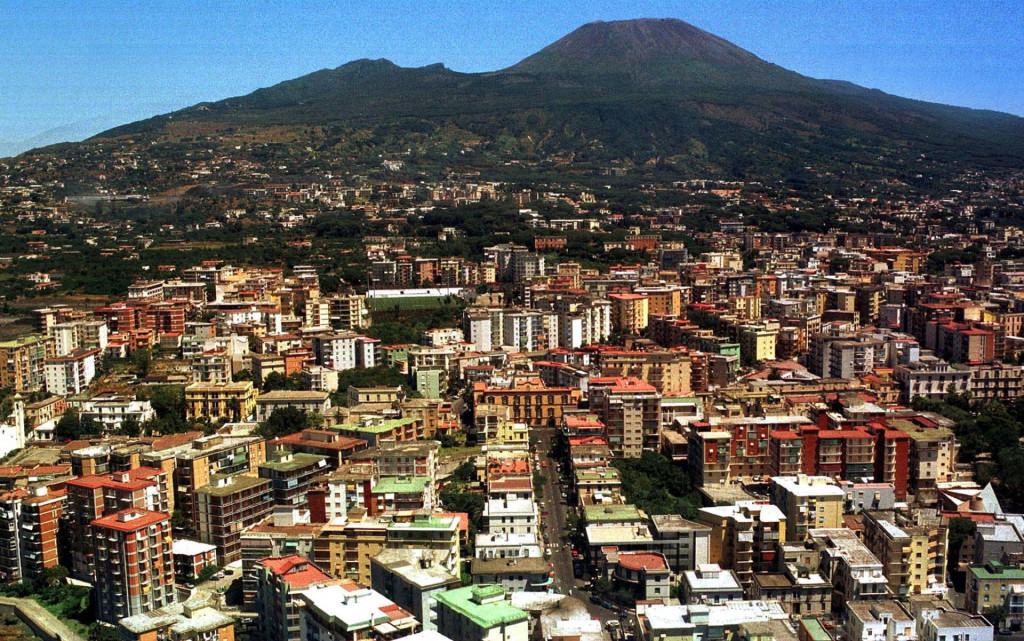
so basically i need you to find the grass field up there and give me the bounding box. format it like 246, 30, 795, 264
367, 296, 456, 311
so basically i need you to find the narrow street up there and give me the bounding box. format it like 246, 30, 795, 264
533, 427, 620, 622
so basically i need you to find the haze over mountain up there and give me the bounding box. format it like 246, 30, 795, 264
69, 19, 1024, 178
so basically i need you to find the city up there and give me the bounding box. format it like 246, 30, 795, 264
0, 9, 1022, 641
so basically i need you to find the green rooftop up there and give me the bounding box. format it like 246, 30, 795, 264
387, 515, 458, 530
800, 618, 831, 641
372, 476, 430, 494
196, 474, 269, 497
891, 419, 956, 440
575, 468, 621, 483
0, 335, 47, 348
335, 418, 418, 435
259, 452, 326, 473
583, 503, 643, 523
433, 585, 528, 629
969, 562, 1024, 581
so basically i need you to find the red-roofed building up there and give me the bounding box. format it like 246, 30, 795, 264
255, 555, 336, 641
66, 467, 169, 581
562, 414, 606, 437
601, 549, 672, 604
271, 430, 368, 469
589, 377, 661, 458
91, 508, 175, 624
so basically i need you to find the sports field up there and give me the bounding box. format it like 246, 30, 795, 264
367, 295, 456, 311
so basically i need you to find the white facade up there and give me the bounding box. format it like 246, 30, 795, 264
44, 350, 98, 396
463, 314, 492, 352
483, 498, 539, 536
79, 395, 156, 431
313, 333, 378, 372
474, 532, 543, 560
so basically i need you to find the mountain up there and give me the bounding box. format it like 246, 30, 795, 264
87, 19, 1024, 179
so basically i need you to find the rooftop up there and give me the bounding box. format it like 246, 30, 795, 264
470, 557, 551, 575
172, 539, 216, 557
257, 390, 330, 402
196, 473, 269, 497
259, 555, 332, 589
260, 452, 327, 473
433, 585, 528, 629
583, 503, 644, 523
373, 476, 431, 494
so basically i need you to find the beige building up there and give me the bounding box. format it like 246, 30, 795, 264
609, 293, 650, 334
862, 509, 947, 596
698, 501, 786, 590
770, 475, 845, 541
185, 381, 258, 421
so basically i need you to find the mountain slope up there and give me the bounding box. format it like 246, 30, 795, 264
92, 18, 1024, 178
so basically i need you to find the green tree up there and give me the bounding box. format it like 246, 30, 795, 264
55, 410, 81, 441
119, 414, 141, 437
129, 348, 152, 377
257, 407, 313, 440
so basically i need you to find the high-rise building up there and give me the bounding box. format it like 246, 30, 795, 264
66, 467, 170, 581
91, 508, 176, 624
0, 335, 55, 392
589, 377, 661, 458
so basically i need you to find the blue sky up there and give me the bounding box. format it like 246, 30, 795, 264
1, 0, 1022, 154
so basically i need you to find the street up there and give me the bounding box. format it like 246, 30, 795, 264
533, 427, 621, 623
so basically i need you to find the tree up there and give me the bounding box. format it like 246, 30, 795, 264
452, 458, 476, 483
257, 407, 313, 440
947, 517, 977, 574
119, 415, 141, 437
55, 410, 81, 441
196, 564, 221, 584
129, 348, 152, 378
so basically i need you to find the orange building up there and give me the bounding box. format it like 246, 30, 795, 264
473, 379, 581, 428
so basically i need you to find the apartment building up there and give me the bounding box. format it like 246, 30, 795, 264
609, 293, 650, 334
254, 555, 333, 641
298, 583, 419, 641
472, 380, 581, 429
258, 452, 328, 507
769, 475, 846, 540
195, 474, 273, 564
91, 508, 176, 624
184, 381, 258, 421
589, 377, 661, 458
967, 561, 1024, 624
44, 347, 100, 396
311, 332, 379, 371
433, 585, 528, 641
255, 390, 331, 422
0, 335, 55, 392
862, 509, 947, 596
371, 548, 461, 631
697, 501, 787, 590
66, 467, 169, 581
158, 432, 267, 526
808, 528, 890, 610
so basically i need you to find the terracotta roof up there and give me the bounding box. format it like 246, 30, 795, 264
258, 555, 331, 589
67, 467, 164, 491
617, 552, 668, 572
91, 508, 169, 532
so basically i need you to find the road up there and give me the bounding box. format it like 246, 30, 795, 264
533, 427, 621, 623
